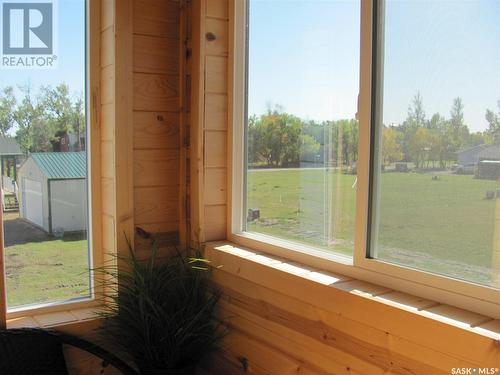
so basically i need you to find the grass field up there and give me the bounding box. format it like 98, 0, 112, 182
3, 170, 498, 306
247, 169, 499, 286
5, 238, 90, 307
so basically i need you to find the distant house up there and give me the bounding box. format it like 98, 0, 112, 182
456, 144, 500, 173
52, 131, 86, 152
477, 145, 500, 162
456, 144, 489, 166
18, 152, 87, 234
0, 136, 23, 192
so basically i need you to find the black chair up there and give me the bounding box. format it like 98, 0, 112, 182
0, 328, 139, 375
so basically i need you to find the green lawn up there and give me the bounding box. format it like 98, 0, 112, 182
247, 169, 356, 253
247, 169, 499, 286
5, 238, 90, 308
3, 170, 498, 306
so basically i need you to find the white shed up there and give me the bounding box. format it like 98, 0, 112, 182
18, 152, 87, 235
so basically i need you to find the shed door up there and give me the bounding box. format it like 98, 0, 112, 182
23, 178, 43, 228
50, 179, 87, 233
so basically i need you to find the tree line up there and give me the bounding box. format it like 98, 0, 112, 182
0, 83, 85, 154
248, 93, 500, 169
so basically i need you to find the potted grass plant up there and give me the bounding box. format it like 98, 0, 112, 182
95, 229, 224, 375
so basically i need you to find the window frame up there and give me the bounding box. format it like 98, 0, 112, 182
229, 0, 500, 319
3, 0, 102, 320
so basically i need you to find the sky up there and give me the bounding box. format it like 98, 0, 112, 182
0, 0, 498, 133
0, 0, 85, 111
248, 0, 500, 132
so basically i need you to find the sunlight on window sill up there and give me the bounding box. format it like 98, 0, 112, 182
206, 241, 500, 342
7, 306, 101, 330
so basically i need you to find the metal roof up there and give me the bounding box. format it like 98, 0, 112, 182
0, 136, 22, 156
478, 145, 500, 160
30, 152, 87, 179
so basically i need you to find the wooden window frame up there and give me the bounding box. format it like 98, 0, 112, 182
0, 0, 103, 323
228, 0, 500, 319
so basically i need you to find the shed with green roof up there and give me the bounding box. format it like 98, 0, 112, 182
18, 152, 88, 234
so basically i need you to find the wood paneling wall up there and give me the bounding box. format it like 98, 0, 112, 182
99, 0, 135, 260
52, 0, 184, 371
189, 0, 229, 248
101, 0, 184, 259
187, 1, 500, 374
201, 244, 500, 375
132, 0, 183, 256
37, 1, 500, 374
99, 0, 116, 262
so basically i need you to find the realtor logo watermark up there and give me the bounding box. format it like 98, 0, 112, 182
451, 368, 499, 374
0, 0, 58, 68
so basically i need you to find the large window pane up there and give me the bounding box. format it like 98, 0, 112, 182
0, 0, 90, 308
371, 0, 500, 288
245, 0, 360, 256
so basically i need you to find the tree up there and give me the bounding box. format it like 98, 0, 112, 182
40, 83, 74, 135
408, 127, 430, 168
14, 84, 51, 153
382, 127, 402, 166
340, 119, 359, 165
0, 87, 16, 136
449, 97, 469, 151
299, 134, 320, 162
247, 115, 260, 165
485, 101, 500, 144
468, 131, 486, 147
401, 92, 427, 161
406, 92, 426, 129
247, 108, 303, 167
71, 96, 85, 150
12, 83, 84, 153
280, 114, 302, 167
257, 112, 287, 167
426, 129, 442, 168
323, 119, 359, 167
428, 113, 443, 130
428, 113, 452, 168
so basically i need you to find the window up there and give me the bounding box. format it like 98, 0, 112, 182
0, 0, 91, 311
232, 0, 500, 317
243, 0, 361, 257
369, 0, 500, 289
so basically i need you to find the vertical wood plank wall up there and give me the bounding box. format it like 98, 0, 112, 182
187, 1, 500, 374
100, 0, 119, 259
99, 0, 136, 259
100, 0, 183, 257
68, 1, 500, 374
132, 0, 183, 255
189, 0, 229, 248
101, 0, 184, 257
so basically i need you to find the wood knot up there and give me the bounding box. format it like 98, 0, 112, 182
157, 115, 164, 122
237, 356, 249, 371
